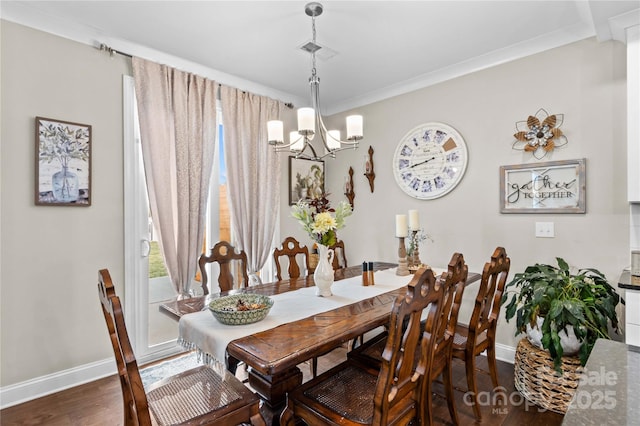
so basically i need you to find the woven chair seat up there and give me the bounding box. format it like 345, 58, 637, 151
453, 331, 466, 346
147, 366, 243, 425
303, 364, 378, 423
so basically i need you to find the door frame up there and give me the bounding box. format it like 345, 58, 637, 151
123, 75, 181, 362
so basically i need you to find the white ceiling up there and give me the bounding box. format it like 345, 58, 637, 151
2, 1, 639, 113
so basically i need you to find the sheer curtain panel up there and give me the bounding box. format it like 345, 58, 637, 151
132, 57, 217, 296
220, 86, 282, 284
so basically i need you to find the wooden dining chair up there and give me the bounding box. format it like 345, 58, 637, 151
198, 241, 249, 295
97, 269, 264, 426
273, 236, 311, 281
280, 267, 445, 426
329, 239, 347, 270
452, 247, 511, 421
348, 253, 468, 425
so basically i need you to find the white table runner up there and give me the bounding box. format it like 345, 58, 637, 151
178, 267, 445, 365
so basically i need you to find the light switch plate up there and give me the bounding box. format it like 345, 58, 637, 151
535, 222, 555, 238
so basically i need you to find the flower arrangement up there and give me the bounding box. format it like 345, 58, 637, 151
406, 228, 433, 258
291, 194, 352, 247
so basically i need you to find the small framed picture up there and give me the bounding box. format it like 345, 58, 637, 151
36, 117, 91, 206
500, 159, 586, 213
289, 156, 324, 205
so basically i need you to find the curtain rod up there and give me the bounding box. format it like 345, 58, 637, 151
98, 43, 132, 58
97, 43, 293, 109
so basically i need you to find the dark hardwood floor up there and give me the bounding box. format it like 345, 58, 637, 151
1, 349, 564, 425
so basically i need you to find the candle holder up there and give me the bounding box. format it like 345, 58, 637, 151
409, 229, 423, 270
344, 167, 355, 209
364, 146, 375, 193
396, 236, 410, 276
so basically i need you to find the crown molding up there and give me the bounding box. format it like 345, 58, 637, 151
327, 21, 595, 115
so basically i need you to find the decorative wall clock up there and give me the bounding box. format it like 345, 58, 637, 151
392, 122, 468, 200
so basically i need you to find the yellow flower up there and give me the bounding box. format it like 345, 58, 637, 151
312, 212, 336, 234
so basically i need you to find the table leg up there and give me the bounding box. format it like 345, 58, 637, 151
248, 367, 303, 426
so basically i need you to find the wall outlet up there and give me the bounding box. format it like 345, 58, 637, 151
535, 222, 555, 238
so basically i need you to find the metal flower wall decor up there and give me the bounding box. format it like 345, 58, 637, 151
513, 108, 568, 159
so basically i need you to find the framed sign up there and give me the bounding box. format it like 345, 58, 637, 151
36, 117, 91, 206
500, 159, 585, 213
289, 157, 324, 205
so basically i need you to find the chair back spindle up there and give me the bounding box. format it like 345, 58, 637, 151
329, 240, 347, 270
99, 269, 153, 426
467, 247, 510, 353
199, 241, 249, 295
273, 237, 310, 281
452, 246, 511, 421
373, 268, 444, 425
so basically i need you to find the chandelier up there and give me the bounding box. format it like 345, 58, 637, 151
267, 2, 363, 160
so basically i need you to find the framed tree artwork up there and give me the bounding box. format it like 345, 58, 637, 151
289, 156, 324, 205
36, 116, 92, 206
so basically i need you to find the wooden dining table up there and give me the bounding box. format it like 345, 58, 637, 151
163, 263, 480, 425
159, 262, 398, 319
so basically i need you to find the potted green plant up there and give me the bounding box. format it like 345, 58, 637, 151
501, 257, 624, 370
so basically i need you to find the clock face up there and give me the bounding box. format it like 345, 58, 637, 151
392, 122, 468, 200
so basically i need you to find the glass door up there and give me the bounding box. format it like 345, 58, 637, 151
123, 76, 226, 361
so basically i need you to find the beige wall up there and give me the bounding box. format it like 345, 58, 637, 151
280, 37, 629, 350
1, 21, 130, 386
0, 19, 629, 392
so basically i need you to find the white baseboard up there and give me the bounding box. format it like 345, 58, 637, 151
495, 342, 516, 364
0, 345, 183, 410
0, 343, 517, 410
0, 358, 116, 410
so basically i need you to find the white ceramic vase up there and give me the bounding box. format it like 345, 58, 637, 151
526, 316, 581, 356
313, 243, 335, 297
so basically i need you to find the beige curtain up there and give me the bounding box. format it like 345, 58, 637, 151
132, 57, 217, 296
220, 86, 282, 284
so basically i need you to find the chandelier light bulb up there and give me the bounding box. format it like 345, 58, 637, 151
346, 115, 363, 140
297, 108, 315, 133
327, 130, 341, 150
290, 132, 304, 151
267, 120, 284, 144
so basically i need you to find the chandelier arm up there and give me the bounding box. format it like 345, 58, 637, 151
312, 79, 360, 148
274, 135, 320, 159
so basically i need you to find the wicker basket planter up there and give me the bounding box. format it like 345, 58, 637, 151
514, 338, 584, 414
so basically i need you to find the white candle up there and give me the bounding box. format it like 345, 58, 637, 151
395, 214, 408, 237
408, 209, 420, 231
